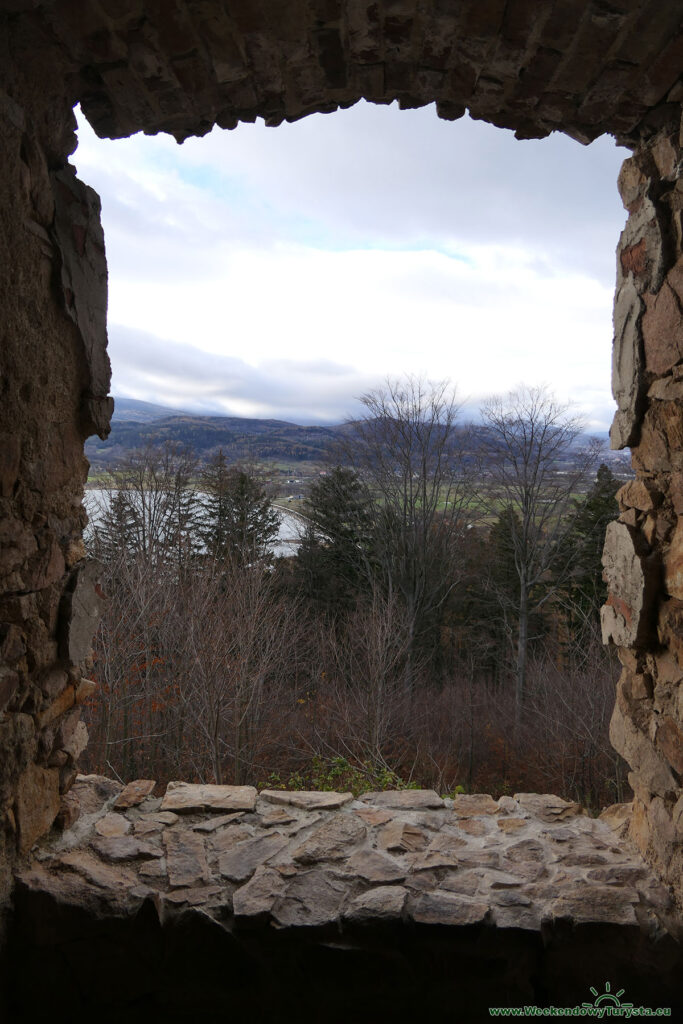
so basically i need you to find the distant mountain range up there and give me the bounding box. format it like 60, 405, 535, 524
86, 398, 342, 469
86, 397, 628, 476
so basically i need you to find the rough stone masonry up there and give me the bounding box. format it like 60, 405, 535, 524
602, 125, 683, 901
4, 776, 682, 1018
2, 0, 683, 982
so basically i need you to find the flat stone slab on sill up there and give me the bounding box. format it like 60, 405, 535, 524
259, 789, 353, 810
360, 789, 444, 810
160, 782, 257, 813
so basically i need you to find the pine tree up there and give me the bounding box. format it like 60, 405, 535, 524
336, 377, 472, 681
200, 454, 279, 565
199, 450, 233, 561
297, 466, 374, 612
306, 468, 373, 561
451, 507, 536, 684
93, 488, 138, 563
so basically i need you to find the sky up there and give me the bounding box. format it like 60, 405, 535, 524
73, 100, 629, 432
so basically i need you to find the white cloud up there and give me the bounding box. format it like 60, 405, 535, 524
109, 325, 379, 423
74, 100, 628, 429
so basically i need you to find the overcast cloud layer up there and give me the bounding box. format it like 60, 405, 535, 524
74, 101, 628, 430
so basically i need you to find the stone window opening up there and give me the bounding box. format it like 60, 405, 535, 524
2, 3, 683, 1015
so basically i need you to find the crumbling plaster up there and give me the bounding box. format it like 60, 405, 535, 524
1, 0, 683, 936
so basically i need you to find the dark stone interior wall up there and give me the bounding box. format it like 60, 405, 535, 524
0, 44, 111, 929
6, 890, 683, 1023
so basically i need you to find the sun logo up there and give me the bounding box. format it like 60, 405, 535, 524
583, 981, 634, 1009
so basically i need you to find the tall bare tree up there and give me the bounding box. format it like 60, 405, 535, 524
338, 375, 474, 680
478, 385, 600, 720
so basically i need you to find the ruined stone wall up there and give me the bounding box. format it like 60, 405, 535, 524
2, 0, 683, 928
0, 44, 111, 924
6, 779, 682, 1018
604, 122, 683, 903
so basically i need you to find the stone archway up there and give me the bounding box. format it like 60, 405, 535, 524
1, 1, 683, 923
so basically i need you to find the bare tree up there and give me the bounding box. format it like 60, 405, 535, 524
522, 638, 625, 807
91, 442, 199, 570
87, 545, 179, 779
339, 375, 474, 681
173, 563, 302, 784
478, 385, 600, 720
322, 587, 415, 770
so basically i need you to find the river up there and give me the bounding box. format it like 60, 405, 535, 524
83, 489, 305, 558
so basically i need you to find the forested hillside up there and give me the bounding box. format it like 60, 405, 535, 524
87, 398, 630, 479
86, 399, 342, 471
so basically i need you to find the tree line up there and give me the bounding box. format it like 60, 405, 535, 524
80, 379, 628, 808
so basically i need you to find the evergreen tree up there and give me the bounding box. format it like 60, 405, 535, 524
297, 466, 374, 613
485, 505, 523, 657
451, 507, 539, 684
93, 489, 138, 563
200, 454, 279, 565
487, 505, 548, 671
306, 468, 373, 565
336, 377, 472, 678
165, 456, 201, 571
199, 450, 233, 560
